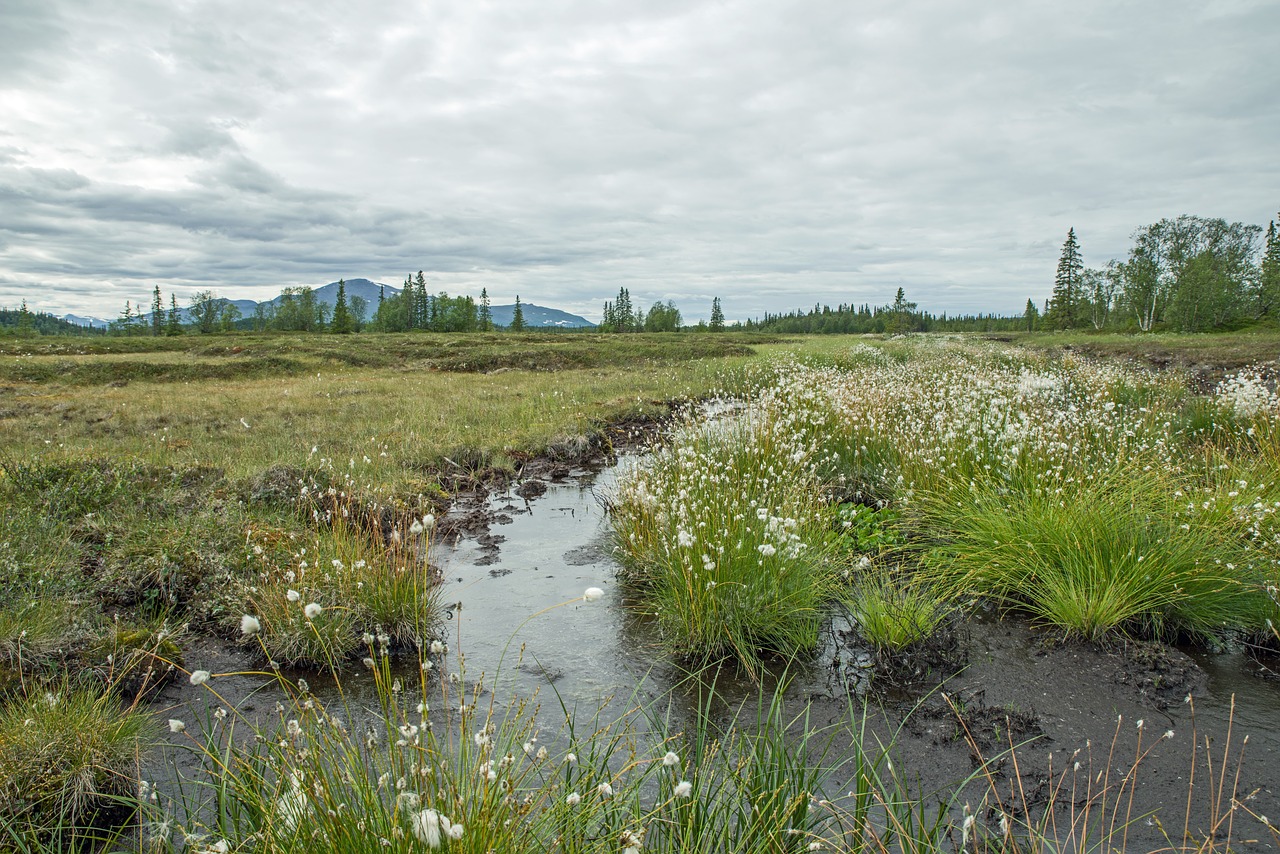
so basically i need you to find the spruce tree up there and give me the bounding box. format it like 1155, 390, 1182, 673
510, 296, 526, 331
1048, 227, 1084, 329
151, 285, 163, 336
17, 300, 35, 334
414, 272, 429, 329
708, 297, 725, 331
330, 279, 354, 333
167, 295, 181, 335
1024, 298, 1039, 332
1260, 216, 1280, 319
479, 288, 493, 331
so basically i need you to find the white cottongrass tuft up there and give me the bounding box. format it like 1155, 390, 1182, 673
304, 602, 323, 620
566, 791, 581, 806
240, 614, 261, 635
286, 589, 301, 603
189, 670, 211, 686
168, 719, 185, 734
583, 586, 605, 602
674, 780, 693, 798
412, 808, 441, 848
662, 751, 680, 767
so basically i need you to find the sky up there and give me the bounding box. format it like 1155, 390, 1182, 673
1, 0, 1277, 323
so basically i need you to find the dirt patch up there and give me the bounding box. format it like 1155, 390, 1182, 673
1108, 638, 1208, 706
907, 690, 1044, 764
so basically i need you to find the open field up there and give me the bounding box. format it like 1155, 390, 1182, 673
1, 331, 1279, 851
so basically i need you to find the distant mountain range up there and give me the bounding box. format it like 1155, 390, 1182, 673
59, 278, 595, 329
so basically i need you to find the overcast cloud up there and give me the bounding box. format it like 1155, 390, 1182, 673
2, 0, 1277, 322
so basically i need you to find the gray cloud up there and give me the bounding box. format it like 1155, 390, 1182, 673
1, 0, 1277, 322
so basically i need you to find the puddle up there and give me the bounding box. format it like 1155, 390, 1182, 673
151, 457, 1280, 850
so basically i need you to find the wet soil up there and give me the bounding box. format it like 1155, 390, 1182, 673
150, 456, 1280, 851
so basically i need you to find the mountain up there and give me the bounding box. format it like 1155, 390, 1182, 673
280, 282, 595, 328
59, 278, 595, 329
267, 278, 390, 310
490, 303, 595, 328
61, 314, 111, 329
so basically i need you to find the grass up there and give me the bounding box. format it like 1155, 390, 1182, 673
917, 464, 1272, 641
608, 406, 837, 675
843, 565, 951, 654
0, 685, 156, 838
144, 599, 854, 854
3, 329, 1280, 845
0, 331, 772, 384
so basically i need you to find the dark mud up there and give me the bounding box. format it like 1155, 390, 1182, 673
150, 458, 1280, 851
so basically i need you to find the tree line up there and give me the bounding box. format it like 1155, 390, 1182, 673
1043, 212, 1280, 332
104, 278, 520, 336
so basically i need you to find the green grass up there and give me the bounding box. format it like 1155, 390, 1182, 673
843, 566, 951, 653
0, 331, 775, 384
609, 408, 836, 675
3, 330, 1279, 845
0, 686, 155, 838
918, 460, 1273, 642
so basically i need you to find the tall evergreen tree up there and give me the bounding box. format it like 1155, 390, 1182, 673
708, 297, 725, 331
1024, 298, 1039, 331
330, 279, 354, 333
478, 288, 493, 331
1260, 216, 1280, 319
151, 285, 163, 336
166, 295, 181, 335
510, 296, 526, 331
17, 300, 35, 334
414, 271, 429, 330
1048, 227, 1084, 329
886, 287, 918, 333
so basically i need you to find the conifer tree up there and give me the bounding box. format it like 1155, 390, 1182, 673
1024, 298, 1039, 331
708, 297, 725, 331
479, 288, 493, 331
1048, 227, 1084, 329
330, 279, 354, 333
167, 295, 181, 335
17, 300, 35, 334
414, 271, 429, 329
151, 285, 163, 336
510, 296, 525, 331
1260, 216, 1280, 319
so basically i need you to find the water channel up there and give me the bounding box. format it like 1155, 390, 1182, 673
156, 455, 1280, 850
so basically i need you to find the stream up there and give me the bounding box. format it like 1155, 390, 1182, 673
155, 456, 1280, 850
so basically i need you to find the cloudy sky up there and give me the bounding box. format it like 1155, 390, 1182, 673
2, 0, 1276, 323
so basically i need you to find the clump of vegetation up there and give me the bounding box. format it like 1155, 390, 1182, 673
237, 508, 443, 667
920, 465, 1271, 641
0, 686, 155, 838
843, 564, 952, 654
609, 406, 836, 675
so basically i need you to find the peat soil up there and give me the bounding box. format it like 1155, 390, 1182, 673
150, 459, 1280, 851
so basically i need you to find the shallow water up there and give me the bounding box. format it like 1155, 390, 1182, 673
154, 457, 1280, 849
438, 461, 1280, 848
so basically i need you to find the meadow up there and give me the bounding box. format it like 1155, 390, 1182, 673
1, 330, 1278, 852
